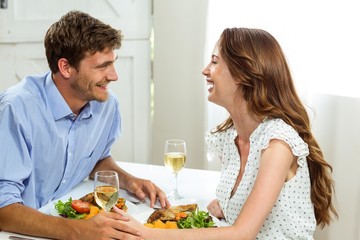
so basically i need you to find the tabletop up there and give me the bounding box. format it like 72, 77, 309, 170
0, 161, 221, 240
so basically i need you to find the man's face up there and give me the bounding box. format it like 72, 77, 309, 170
70, 48, 118, 102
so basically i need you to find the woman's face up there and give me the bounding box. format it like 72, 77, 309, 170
202, 42, 238, 109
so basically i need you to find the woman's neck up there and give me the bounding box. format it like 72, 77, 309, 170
227, 104, 262, 142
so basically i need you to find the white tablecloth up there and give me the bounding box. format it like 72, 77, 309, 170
0, 162, 221, 240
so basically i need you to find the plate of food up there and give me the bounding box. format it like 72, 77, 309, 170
50, 192, 137, 219
143, 203, 227, 229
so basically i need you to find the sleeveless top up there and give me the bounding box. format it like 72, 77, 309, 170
206, 118, 316, 239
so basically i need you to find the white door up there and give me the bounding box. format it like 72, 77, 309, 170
0, 0, 152, 163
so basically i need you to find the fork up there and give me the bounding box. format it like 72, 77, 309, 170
128, 198, 162, 209
128, 198, 145, 205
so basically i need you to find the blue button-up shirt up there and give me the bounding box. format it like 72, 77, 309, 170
0, 72, 121, 209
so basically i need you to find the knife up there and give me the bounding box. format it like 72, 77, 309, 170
9, 236, 36, 240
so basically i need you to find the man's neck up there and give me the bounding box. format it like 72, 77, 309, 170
52, 73, 86, 115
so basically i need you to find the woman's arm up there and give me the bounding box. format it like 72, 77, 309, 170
230, 139, 296, 238
126, 139, 296, 240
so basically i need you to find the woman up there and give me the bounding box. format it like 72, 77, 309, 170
124, 27, 338, 239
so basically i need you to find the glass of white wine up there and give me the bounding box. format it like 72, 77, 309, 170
164, 139, 186, 200
94, 170, 119, 212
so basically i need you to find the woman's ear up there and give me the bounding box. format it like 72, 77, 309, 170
57, 58, 72, 79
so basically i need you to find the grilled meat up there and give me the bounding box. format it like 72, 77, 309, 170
147, 203, 198, 223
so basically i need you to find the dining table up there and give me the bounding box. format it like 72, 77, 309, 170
0, 161, 221, 240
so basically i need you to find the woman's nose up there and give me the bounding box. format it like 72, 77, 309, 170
202, 65, 210, 76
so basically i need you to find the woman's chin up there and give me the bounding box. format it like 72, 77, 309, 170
207, 96, 216, 104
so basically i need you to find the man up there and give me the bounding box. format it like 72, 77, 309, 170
0, 11, 168, 239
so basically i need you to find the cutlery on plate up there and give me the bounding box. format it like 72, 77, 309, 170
9, 236, 36, 240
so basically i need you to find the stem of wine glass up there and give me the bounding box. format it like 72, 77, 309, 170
172, 172, 179, 197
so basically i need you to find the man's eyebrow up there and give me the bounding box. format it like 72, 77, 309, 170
95, 55, 118, 68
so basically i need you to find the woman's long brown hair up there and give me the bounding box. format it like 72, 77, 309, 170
215, 28, 338, 227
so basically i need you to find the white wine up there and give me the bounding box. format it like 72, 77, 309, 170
94, 185, 119, 211
164, 152, 186, 174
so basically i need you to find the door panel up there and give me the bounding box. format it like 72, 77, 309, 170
0, 0, 151, 42
112, 40, 151, 163
0, 0, 152, 163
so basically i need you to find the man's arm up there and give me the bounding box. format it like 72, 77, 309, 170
0, 203, 142, 240
90, 157, 170, 208
0, 203, 66, 238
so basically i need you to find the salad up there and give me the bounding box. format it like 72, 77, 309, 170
177, 208, 216, 229
54, 197, 98, 219
53, 192, 128, 220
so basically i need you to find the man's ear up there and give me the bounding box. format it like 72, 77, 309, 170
57, 58, 72, 79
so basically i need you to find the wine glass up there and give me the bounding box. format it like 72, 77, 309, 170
94, 170, 119, 212
164, 139, 186, 200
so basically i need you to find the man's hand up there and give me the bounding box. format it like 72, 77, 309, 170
90, 157, 171, 209
0, 203, 144, 240
124, 176, 170, 208
67, 209, 144, 240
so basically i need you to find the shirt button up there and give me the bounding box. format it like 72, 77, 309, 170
62, 180, 67, 184
68, 152, 72, 157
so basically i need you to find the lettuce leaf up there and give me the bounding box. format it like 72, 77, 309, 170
177, 208, 215, 229
54, 198, 85, 219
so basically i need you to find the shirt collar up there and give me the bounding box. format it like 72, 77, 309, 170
44, 73, 93, 121
79, 102, 93, 120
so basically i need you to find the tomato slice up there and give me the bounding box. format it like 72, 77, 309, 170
71, 200, 91, 213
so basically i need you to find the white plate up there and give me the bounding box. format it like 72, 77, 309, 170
212, 217, 229, 227
50, 199, 138, 217
124, 200, 138, 215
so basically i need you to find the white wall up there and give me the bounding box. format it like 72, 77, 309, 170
310, 94, 360, 239
151, 0, 208, 169
205, 0, 360, 125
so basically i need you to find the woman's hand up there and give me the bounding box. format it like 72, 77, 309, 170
207, 199, 225, 219
112, 206, 149, 237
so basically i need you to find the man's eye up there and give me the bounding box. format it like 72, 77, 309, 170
97, 64, 110, 69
